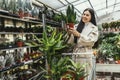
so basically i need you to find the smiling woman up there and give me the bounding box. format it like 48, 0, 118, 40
67, 8, 99, 80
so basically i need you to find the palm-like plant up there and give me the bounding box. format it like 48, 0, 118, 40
25, 26, 67, 72
67, 59, 88, 80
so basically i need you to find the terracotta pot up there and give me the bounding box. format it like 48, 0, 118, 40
61, 71, 75, 80
115, 60, 120, 64
24, 12, 30, 17
79, 77, 84, 80
17, 41, 23, 47
18, 10, 24, 18
61, 78, 69, 80
67, 23, 74, 29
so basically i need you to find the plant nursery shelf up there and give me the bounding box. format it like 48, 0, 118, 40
0, 62, 24, 73
0, 32, 42, 35
0, 56, 43, 73
101, 31, 120, 34
0, 46, 32, 51
96, 64, 120, 73
0, 14, 42, 24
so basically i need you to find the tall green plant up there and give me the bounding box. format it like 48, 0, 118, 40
66, 5, 77, 23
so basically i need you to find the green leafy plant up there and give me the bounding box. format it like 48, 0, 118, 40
98, 34, 120, 63
42, 57, 71, 80
15, 37, 23, 42
67, 59, 88, 80
25, 26, 86, 80
40, 57, 88, 80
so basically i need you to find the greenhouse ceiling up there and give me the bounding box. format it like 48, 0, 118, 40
36, 0, 120, 20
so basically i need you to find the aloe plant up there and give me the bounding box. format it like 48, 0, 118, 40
25, 26, 75, 80
25, 26, 67, 66
38, 28, 67, 66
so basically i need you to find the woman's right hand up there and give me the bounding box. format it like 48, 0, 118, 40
68, 28, 80, 37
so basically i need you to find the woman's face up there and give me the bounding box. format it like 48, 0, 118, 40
81, 10, 91, 23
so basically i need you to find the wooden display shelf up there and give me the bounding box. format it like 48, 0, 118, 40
96, 64, 120, 73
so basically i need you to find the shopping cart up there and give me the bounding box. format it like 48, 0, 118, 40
62, 52, 96, 80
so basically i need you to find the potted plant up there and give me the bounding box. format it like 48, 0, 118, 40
40, 57, 71, 80
66, 5, 77, 28
15, 37, 24, 47
17, 0, 25, 18
25, 26, 68, 79
61, 59, 88, 80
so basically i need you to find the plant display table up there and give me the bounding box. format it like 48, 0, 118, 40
96, 64, 120, 72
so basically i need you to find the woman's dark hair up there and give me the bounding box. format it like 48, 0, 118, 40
77, 8, 96, 33
74, 8, 97, 43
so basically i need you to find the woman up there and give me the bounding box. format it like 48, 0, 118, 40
68, 8, 99, 80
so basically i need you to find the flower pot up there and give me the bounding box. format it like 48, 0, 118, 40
115, 60, 120, 64
79, 77, 84, 80
61, 78, 69, 80
18, 9, 24, 18
17, 41, 23, 47
67, 23, 74, 29
61, 71, 75, 80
